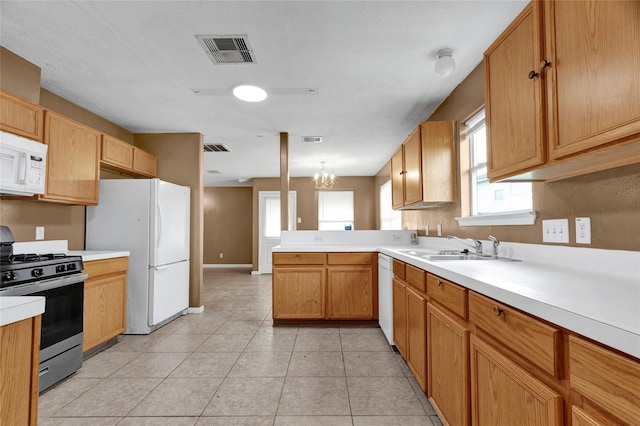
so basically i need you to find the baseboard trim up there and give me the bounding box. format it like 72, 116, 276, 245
203, 264, 252, 268
187, 305, 205, 314
251, 270, 261, 275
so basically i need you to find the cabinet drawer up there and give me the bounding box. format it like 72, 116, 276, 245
273, 252, 326, 265
406, 264, 426, 293
392, 259, 405, 280
83, 257, 129, 279
469, 292, 561, 377
327, 252, 372, 265
569, 335, 640, 426
426, 274, 468, 320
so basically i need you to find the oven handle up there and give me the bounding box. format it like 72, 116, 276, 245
0, 273, 88, 296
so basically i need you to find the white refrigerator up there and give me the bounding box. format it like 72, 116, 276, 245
86, 178, 190, 334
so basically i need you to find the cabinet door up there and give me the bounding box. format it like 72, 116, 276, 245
406, 285, 427, 391
41, 111, 100, 205
273, 267, 325, 319
485, 2, 546, 181
470, 335, 563, 426
101, 135, 133, 170
83, 273, 127, 351
427, 303, 470, 426
392, 277, 407, 358
133, 147, 158, 177
327, 266, 373, 319
421, 121, 456, 203
391, 148, 405, 209
403, 126, 422, 205
545, 0, 640, 160
0, 90, 44, 141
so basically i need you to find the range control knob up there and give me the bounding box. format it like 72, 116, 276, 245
2, 271, 16, 282
32, 268, 44, 277
56, 265, 66, 273
67, 263, 76, 271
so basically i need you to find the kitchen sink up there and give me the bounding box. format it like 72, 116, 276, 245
399, 249, 464, 256
398, 250, 521, 262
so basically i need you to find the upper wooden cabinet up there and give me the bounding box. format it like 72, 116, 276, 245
391, 121, 456, 209
101, 135, 157, 178
40, 111, 100, 205
486, 0, 640, 182
0, 90, 44, 141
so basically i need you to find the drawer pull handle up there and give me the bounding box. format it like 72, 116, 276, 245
437, 280, 443, 287
493, 306, 503, 317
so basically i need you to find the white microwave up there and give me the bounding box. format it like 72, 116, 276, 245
0, 130, 48, 196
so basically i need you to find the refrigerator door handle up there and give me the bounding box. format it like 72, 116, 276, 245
153, 265, 170, 271
156, 202, 162, 250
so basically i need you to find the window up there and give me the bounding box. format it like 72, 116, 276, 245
380, 180, 402, 230
459, 109, 535, 226
318, 191, 354, 230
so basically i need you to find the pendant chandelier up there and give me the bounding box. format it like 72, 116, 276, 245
314, 161, 335, 190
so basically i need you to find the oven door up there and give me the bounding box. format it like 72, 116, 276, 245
1, 273, 86, 357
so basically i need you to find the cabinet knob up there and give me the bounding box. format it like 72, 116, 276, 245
437, 280, 443, 287
493, 306, 503, 317
539, 59, 551, 70
528, 70, 539, 80
400, 170, 407, 175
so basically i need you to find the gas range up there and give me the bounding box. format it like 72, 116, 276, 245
1, 253, 84, 290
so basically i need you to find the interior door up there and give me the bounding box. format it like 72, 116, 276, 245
258, 191, 296, 274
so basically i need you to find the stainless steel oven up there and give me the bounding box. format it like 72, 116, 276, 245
1, 253, 86, 391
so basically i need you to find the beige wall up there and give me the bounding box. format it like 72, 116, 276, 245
135, 133, 204, 308
398, 63, 640, 251
203, 187, 253, 264
250, 176, 376, 270
0, 47, 41, 103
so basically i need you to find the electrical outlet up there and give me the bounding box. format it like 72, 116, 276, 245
392, 234, 402, 241
575, 217, 591, 244
219, 253, 223, 259
35, 226, 45, 240
542, 219, 569, 243
437, 224, 442, 237
314, 236, 323, 242
297, 217, 302, 224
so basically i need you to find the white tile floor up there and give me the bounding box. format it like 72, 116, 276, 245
38, 267, 442, 425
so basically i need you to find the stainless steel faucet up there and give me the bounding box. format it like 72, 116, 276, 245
488, 235, 500, 258
447, 235, 483, 254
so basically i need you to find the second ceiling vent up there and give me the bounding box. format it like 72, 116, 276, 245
196, 35, 256, 64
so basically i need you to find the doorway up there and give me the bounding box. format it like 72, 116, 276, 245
258, 191, 296, 274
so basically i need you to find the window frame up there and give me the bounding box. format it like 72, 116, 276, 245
317, 190, 355, 230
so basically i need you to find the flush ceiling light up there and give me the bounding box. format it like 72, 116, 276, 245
232, 84, 267, 102
434, 48, 455, 78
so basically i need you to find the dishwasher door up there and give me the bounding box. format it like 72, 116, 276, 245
378, 253, 394, 345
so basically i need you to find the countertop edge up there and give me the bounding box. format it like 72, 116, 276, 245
0, 296, 46, 327
67, 250, 130, 262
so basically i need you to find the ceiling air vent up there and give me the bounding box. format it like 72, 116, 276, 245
204, 144, 231, 153
302, 136, 323, 144
196, 35, 256, 64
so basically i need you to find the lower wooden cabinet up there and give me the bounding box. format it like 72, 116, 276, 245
470, 335, 563, 426
83, 257, 128, 352
406, 285, 427, 391
392, 277, 408, 358
272, 252, 376, 321
272, 267, 325, 319
427, 303, 470, 426
0, 315, 41, 426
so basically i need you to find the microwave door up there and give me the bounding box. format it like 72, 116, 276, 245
0, 147, 27, 194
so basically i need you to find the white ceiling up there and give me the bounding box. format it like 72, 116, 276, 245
0, 0, 527, 187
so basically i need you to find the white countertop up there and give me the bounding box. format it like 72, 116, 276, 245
12, 239, 129, 262
0, 296, 45, 327
275, 237, 640, 359
67, 250, 130, 262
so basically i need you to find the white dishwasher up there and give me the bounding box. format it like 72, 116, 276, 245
378, 253, 394, 345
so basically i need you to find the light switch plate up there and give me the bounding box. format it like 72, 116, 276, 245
542, 219, 569, 243
575, 217, 591, 244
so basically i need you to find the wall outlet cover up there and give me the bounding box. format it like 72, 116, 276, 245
575, 217, 591, 244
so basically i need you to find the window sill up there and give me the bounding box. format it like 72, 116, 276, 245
455, 210, 537, 227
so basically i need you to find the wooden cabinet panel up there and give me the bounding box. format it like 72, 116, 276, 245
392, 259, 405, 280
421, 120, 456, 203
101, 135, 133, 169
391, 148, 405, 209
83, 257, 128, 352
41, 111, 100, 205
406, 285, 427, 391
405, 264, 426, 294
392, 277, 407, 358
426, 274, 468, 320
327, 252, 372, 265
273, 252, 326, 265
427, 303, 470, 426
571, 406, 609, 426
403, 126, 423, 205
545, 0, 640, 160
133, 147, 157, 177
0, 90, 44, 141
470, 335, 563, 426
0, 315, 40, 426
485, 1, 546, 181
272, 267, 325, 319
469, 291, 561, 378
569, 335, 640, 426
327, 266, 373, 319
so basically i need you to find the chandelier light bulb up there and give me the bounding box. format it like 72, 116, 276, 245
314, 161, 335, 190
